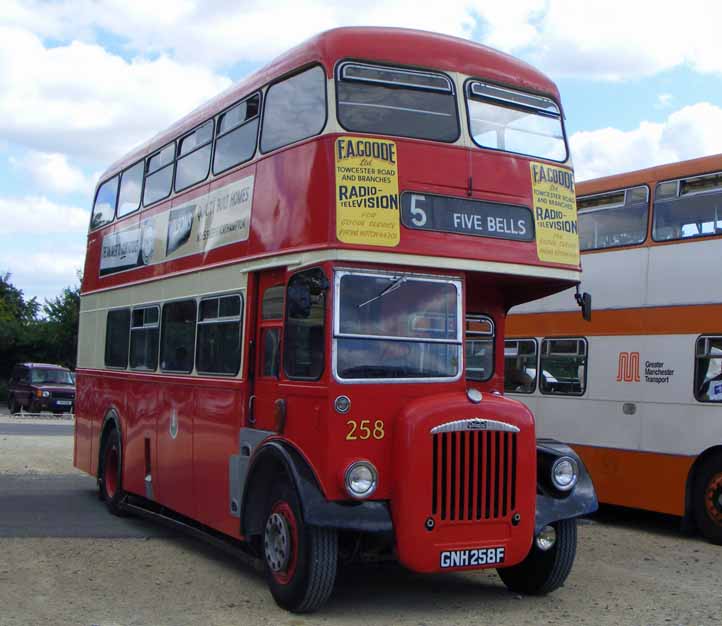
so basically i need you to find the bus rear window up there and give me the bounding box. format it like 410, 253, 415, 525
466, 82, 566, 162
578, 186, 649, 250
336, 62, 459, 142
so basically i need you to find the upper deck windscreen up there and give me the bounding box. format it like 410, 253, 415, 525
336, 62, 459, 142
466, 82, 567, 162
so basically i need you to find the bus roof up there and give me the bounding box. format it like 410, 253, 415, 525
101, 26, 562, 182
577, 152, 722, 196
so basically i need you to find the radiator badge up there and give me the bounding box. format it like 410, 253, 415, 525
430, 418, 520, 435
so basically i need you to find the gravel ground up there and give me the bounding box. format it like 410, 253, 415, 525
1, 416, 721, 626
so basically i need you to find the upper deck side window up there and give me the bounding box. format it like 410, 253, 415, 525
143, 142, 175, 206
578, 185, 649, 251
90, 176, 119, 230
653, 172, 722, 241
260, 65, 327, 153
117, 161, 144, 218
175, 120, 213, 192
336, 62, 459, 142
466, 82, 567, 162
214, 93, 261, 175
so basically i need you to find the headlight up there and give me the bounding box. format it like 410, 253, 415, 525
344, 461, 378, 499
35, 390, 50, 398
551, 456, 578, 491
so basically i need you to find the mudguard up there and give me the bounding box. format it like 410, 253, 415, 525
242, 440, 392, 536
535, 439, 598, 533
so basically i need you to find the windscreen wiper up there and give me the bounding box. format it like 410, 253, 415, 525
357, 276, 406, 309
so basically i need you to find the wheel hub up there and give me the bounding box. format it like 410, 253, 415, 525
264, 512, 292, 572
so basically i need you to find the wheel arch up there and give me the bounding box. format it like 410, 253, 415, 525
684, 445, 722, 528
97, 407, 123, 481
241, 439, 323, 537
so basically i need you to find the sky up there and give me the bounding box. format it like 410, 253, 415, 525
3, 0, 722, 303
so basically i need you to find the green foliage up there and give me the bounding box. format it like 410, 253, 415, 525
0, 272, 80, 390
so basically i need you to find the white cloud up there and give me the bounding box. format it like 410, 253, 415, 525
571, 103, 722, 181
6, 0, 722, 81
0, 25, 232, 163
9, 151, 94, 196
0, 196, 90, 234
0, 248, 85, 302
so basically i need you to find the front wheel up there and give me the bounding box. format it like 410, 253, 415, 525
263, 480, 338, 613
497, 518, 577, 595
99, 427, 126, 516
693, 454, 722, 545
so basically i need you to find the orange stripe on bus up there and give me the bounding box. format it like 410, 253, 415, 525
507, 303, 722, 336
571, 444, 694, 516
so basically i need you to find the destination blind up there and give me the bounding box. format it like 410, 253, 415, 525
400, 193, 533, 241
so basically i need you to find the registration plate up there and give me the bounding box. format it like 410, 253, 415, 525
56, 400, 72, 406
440, 547, 505, 569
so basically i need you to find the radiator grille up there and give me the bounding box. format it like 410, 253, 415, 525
52, 391, 75, 400
432, 430, 517, 522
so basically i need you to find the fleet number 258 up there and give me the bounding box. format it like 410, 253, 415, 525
346, 419, 385, 440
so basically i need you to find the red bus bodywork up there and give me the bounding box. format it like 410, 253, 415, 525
74, 27, 595, 610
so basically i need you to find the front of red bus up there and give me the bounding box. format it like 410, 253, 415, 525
317, 29, 597, 582
243, 28, 597, 611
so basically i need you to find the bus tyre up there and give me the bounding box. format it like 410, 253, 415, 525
262, 481, 338, 613
99, 428, 126, 516
693, 455, 722, 545
497, 518, 577, 595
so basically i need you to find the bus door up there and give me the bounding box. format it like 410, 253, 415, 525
249, 270, 286, 431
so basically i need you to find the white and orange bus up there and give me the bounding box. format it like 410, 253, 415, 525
74, 27, 598, 613
506, 154, 722, 544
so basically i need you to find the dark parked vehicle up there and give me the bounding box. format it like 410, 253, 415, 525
7, 363, 76, 414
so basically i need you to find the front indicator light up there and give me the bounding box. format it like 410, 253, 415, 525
344, 461, 378, 499
551, 456, 578, 491
536, 525, 556, 551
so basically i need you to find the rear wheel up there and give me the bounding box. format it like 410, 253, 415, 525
99, 427, 126, 516
497, 518, 577, 595
8, 396, 19, 414
262, 480, 337, 613
693, 454, 722, 545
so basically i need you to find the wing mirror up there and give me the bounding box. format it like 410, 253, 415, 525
575, 287, 592, 322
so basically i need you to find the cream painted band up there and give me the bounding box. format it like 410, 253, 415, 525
78, 263, 248, 373
82, 247, 581, 297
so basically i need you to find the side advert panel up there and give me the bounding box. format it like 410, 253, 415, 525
99, 176, 254, 276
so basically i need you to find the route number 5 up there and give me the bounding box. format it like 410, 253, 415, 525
410, 194, 428, 226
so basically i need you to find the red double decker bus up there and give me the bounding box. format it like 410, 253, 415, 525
74, 27, 596, 612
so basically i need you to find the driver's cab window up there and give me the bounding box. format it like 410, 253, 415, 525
284, 268, 328, 380
465, 315, 495, 381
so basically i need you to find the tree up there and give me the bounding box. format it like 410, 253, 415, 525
0, 273, 80, 398
42, 284, 81, 368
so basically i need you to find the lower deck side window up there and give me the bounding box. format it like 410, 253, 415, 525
161, 300, 197, 373
695, 336, 722, 402
539, 338, 588, 396
196, 294, 243, 375
105, 309, 130, 368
